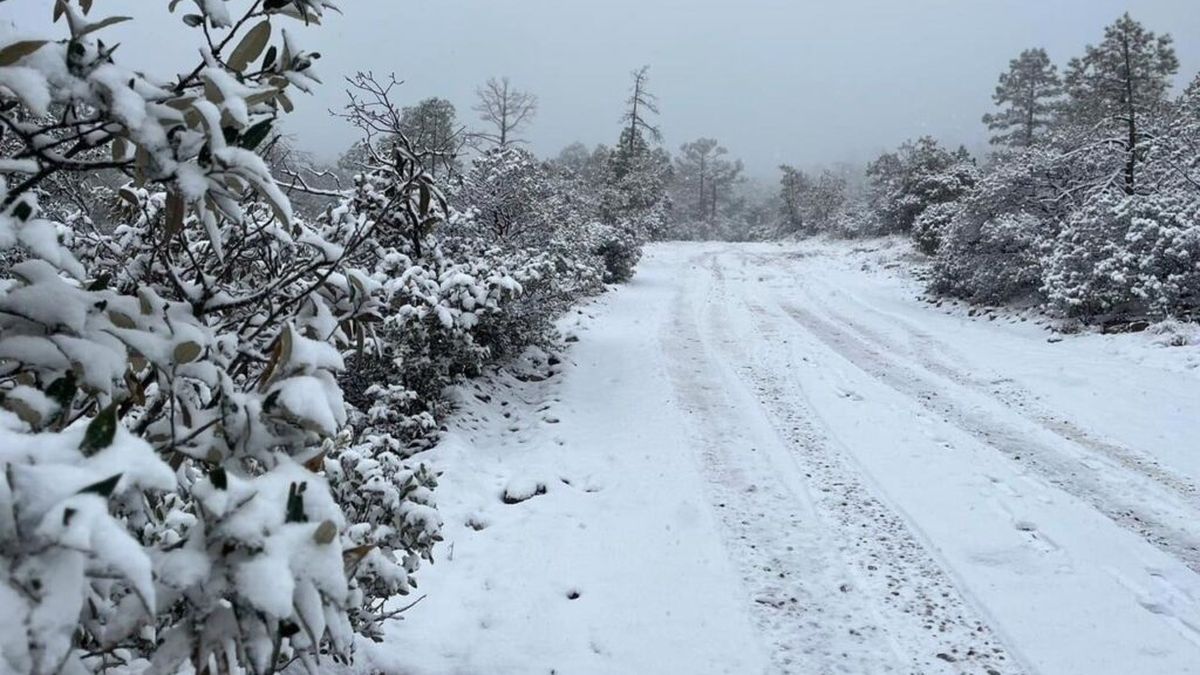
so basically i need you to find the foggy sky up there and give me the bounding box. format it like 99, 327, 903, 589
3, 0, 1198, 177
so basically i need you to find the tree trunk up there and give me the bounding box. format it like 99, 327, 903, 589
1121, 32, 1137, 194
1026, 77, 1036, 147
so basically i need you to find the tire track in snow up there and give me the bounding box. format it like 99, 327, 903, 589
663, 252, 907, 674
661, 250, 1021, 675
787, 270, 1200, 506
705, 254, 1023, 675
772, 298, 1200, 575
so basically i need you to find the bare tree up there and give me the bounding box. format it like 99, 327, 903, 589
472, 76, 538, 148
621, 66, 662, 155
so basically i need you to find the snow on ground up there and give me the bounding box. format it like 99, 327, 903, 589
353, 239, 1200, 674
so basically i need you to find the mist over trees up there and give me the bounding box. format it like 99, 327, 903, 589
472, 76, 538, 149
982, 48, 1062, 148
399, 97, 465, 177
0, 2, 1197, 673
672, 138, 744, 235
761, 12, 1199, 329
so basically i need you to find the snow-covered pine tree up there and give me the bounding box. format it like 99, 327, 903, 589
983, 48, 1062, 148
1063, 13, 1179, 194
671, 138, 744, 238
399, 97, 465, 178
865, 137, 977, 250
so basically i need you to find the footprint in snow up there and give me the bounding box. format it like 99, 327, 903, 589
502, 478, 547, 504
1014, 519, 1062, 554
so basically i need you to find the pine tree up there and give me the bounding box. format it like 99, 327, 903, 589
983, 48, 1062, 148
621, 66, 663, 156
1063, 13, 1179, 193
778, 165, 813, 234
777, 167, 846, 235
674, 138, 743, 225
400, 97, 465, 177
603, 68, 672, 232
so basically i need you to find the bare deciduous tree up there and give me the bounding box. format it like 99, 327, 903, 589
472, 76, 538, 148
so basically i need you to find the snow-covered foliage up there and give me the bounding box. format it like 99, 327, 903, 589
777, 167, 849, 237
927, 147, 1061, 303
932, 210, 1047, 305
930, 15, 1196, 324
668, 137, 744, 238
311, 77, 658, 643
943, 18, 1198, 326
772, 14, 1200, 329
0, 2, 459, 672
601, 129, 673, 240
452, 144, 650, 290
865, 137, 979, 242
1043, 192, 1200, 320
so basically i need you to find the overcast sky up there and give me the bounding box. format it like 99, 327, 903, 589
3, 0, 1198, 177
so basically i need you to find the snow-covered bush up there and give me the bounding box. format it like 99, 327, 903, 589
449, 146, 626, 349
453, 146, 549, 244
452, 145, 640, 289
0, 2, 409, 671
824, 204, 886, 240
324, 428, 440, 642
866, 137, 978, 241
1149, 318, 1199, 347
594, 224, 644, 283
1043, 192, 1200, 320
0, 408, 175, 673
929, 148, 1062, 304
932, 211, 1047, 304
911, 201, 961, 256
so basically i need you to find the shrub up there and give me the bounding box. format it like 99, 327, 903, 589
1043, 192, 1200, 320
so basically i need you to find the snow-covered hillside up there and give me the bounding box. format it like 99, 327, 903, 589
362, 239, 1200, 675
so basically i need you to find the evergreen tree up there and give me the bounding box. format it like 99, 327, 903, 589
777, 167, 846, 235
621, 66, 663, 156
778, 165, 813, 234
604, 129, 673, 226
400, 97, 465, 177
674, 138, 743, 225
602, 69, 673, 234
983, 48, 1062, 148
1063, 14, 1179, 193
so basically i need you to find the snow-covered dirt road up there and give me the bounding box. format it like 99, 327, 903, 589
365, 241, 1200, 675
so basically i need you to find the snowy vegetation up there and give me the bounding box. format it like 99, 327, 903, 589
0, 2, 663, 672
1, 2, 1198, 673
771, 14, 1200, 329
